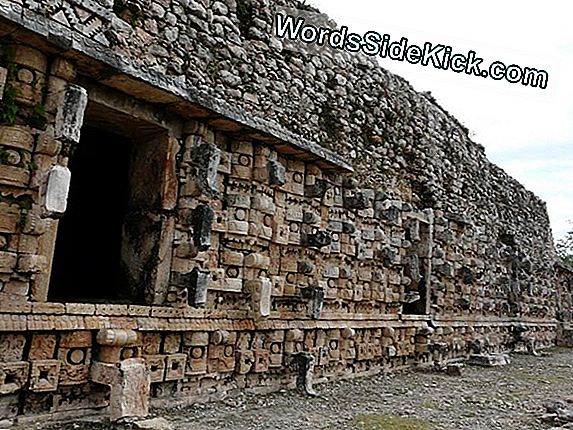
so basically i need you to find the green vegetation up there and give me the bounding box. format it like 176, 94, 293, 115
353, 414, 435, 430
0, 40, 20, 126
419, 399, 442, 411
1, 39, 47, 129
28, 103, 47, 129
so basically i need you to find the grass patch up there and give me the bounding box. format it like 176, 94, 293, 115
542, 346, 571, 354
354, 413, 435, 430
419, 399, 442, 411
506, 369, 568, 385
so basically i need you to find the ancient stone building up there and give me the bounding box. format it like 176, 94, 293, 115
0, 0, 570, 424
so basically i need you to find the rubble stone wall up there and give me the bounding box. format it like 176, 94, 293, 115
0, 0, 569, 423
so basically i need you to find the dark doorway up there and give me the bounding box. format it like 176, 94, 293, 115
49, 125, 133, 303
403, 220, 432, 315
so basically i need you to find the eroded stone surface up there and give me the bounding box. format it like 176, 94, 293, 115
43, 165, 71, 217
0, 0, 570, 426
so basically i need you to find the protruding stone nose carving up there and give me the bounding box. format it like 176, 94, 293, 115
192, 204, 214, 251
55, 84, 88, 148
305, 179, 330, 199
43, 165, 71, 218
292, 352, 317, 396
191, 141, 221, 198
302, 285, 325, 319
90, 329, 150, 422
245, 279, 272, 319
188, 267, 210, 307
267, 159, 286, 186
304, 231, 332, 249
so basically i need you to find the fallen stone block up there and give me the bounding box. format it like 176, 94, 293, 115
466, 353, 511, 367
133, 417, 174, 430
446, 363, 464, 376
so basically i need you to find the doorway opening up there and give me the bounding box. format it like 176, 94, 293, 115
403, 220, 432, 315
49, 126, 133, 303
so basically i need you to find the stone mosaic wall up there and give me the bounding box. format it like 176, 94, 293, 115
0, 0, 570, 423
2, 0, 557, 317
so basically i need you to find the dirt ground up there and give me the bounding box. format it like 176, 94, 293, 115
39, 348, 573, 430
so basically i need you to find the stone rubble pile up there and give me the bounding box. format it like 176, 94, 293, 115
542, 399, 573, 429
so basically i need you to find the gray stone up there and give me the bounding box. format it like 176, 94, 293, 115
134, 417, 174, 430
43, 165, 71, 217
302, 285, 324, 319
342, 221, 356, 234
192, 204, 214, 251
304, 231, 332, 249
293, 352, 317, 396
55, 84, 88, 146
90, 359, 150, 422
343, 190, 371, 210
297, 261, 315, 275
267, 159, 286, 186
467, 354, 511, 367
188, 267, 210, 307
446, 364, 464, 377
305, 179, 330, 199
192, 142, 221, 198
0, 67, 7, 100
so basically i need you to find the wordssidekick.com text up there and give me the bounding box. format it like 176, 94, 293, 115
274, 12, 549, 90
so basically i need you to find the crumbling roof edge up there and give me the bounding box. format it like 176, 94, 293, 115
0, 8, 353, 172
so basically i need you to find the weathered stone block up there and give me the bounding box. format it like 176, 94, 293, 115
28, 334, 57, 360
236, 350, 254, 375
0, 335, 26, 362
0, 362, 28, 394
145, 355, 166, 383
42, 165, 71, 217
0, 67, 7, 100
252, 194, 276, 215
50, 57, 76, 81
142, 334, 161, 356
58, 347, 92, 386
165, 354, 187, 381
162, 334, 181, 355
192, 204, 214, 251
244, 253, 270, 269
188, 267, 210, 307
55, 84, 88, 145
467, 354, 511, 367
304, 231, 332, 249
90, 358, 150, 422
29, 359, 61, 392
133, 417, 174, 430
185, 345, 207, 376
305, 179, 330, 199
344, 190, 371, 210
96, 329, 140, 364
246, 279, 272, 319
267, 159, 286, 186
191, 141, 221, 198
208, 337, 236, 374
298, 261, 315, 275
17, 254, 47, 273
227, 220, 249, 235
302, 286, 325, 319
253, 349, 270, 373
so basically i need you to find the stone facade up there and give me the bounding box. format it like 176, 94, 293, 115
0, 0, 570, 424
